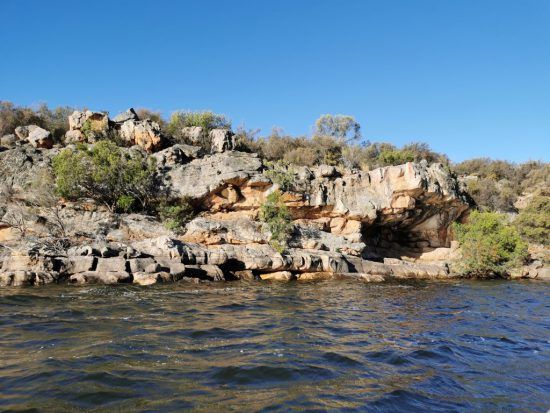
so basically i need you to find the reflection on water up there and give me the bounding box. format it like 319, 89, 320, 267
0, 280, 548, 412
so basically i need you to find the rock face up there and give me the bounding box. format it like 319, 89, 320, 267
119, 119, 164, 152
8, 106, 543, 287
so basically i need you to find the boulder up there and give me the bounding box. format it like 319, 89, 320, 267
180, 126, 203, 144
68, 111, 89, 130
120, 119, 164, 152
64, 129, 84, 144
27, 127, 53, 149
66, 256, 97, 274
152, 144, 203, 167
260, 271, 294, 281
113, 108, 139, 123
128, 258, 156, 273
15, 125, 40, 140
95, 258, 128, 273
210, 129, 235, 153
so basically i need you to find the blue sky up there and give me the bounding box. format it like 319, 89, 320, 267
1, 0, 548, 163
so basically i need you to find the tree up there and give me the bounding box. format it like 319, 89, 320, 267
314, 114, 361, 142
453, 211, 528, 277
259, 190, 293, 253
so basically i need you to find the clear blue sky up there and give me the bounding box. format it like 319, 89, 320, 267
1, 0, 548, 163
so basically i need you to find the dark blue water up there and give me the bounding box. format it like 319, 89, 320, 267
0, 280, 549, 412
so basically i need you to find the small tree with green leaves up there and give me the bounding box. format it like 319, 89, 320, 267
52, 141, 157, 212
453, 211, 528, 277
259, 190, 293, 253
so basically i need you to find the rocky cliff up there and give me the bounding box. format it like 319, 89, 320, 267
3, 108, 541, 287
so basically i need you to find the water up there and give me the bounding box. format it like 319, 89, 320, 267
0, 280, 548, 412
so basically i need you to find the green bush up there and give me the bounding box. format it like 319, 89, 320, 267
453, 211, 528, 277
52, 141, 157, 212
167, 110, 231, 147
158, 199, 195, 232
515, 195, 550, 245
259, 190, 293, 253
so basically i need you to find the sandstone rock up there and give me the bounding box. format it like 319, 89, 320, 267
69, 271, 131, 285
260, 271, 294, 281
0, 271, 36, 286
27, 127, 53, 149
184, 217, 265, 245
132, 236, 184, 259
132, 272, 158, 285
152, 144, 203, 167
64, 129, 84, 144
180, 126, 203, 144
184, 264, 224, 281
163, 151, 263, 200
210, 129, 235, 153
113, 108, 139, 123
66, 256, 96, 274
95, 258, 128, 273
15, 125, 40, 140
128, 258, 156, 273
68, 111, 88, 130
536, 267, 550, 280
297, 272, 334, 281
120, 119, 164, 152
145, 263, 162, 273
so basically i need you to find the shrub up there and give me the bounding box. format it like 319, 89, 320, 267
135, 108, 167, 129
52, 141, 157, 212
259, 190, 293, 253
264, 160, 296, 192
453, 211, 528, 277
158, 199, 195, 233
378, 148, 415, 166
515, 195, 550, 245
167, 110, 231, 146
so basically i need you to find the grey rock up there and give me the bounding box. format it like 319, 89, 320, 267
95, 258, 128, 273
210, 129, 235, 153
27, 127, 53, 149
180, 126, 203, 144
66, 256, 96, 274
113, 108, 139, 123
69, 271, 131, 285
128, 258, 156, 273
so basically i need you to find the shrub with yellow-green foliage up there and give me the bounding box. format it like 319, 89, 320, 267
453, 211, 528, 277
259, 190, 293, 253
167, 110, 231, 148
52, 141, 157, 212
515, 195, 550, 245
